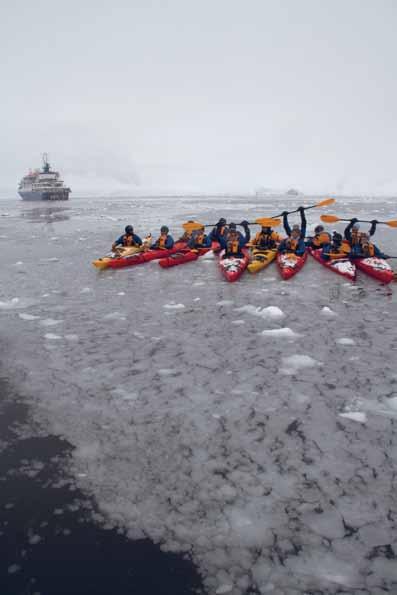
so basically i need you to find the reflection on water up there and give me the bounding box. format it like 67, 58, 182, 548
20, 205, 71, 224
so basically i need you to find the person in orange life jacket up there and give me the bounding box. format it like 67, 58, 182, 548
278, 207, 306, 256
321, 231, 344, 260
306, 225, 332, 249
177, 221, 195, 243
251, 225, 281, 250
112, 225, 142, 252
188, 226, 211, 249
350, 232, 389, 259
209, 218, 228, 246
151, 226, 174, 250
344, 218, 377, 247
222, 221, 250, 258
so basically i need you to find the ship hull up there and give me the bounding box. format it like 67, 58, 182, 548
18, 190, 70, 201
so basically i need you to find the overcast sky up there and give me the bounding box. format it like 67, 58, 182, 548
1, 0, 396, 195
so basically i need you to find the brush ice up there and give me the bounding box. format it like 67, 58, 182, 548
261, 327, 300, 339
280, 354, 321, 375
339, 412, 367, 423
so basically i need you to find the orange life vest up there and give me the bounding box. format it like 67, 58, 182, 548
158, 235, 167, 249
253, 231, 279, 248
226, 238, 240, 254
312, 231, 331, 248
123, 234, 137, 247
285, 238, 299, 252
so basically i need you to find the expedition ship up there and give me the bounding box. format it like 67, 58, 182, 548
18, 154, 71, 201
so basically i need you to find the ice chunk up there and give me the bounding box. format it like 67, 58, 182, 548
44, 333, 62, 340
339, 411, 367, 423
163, 303, 185, 310
235, 305, 285, 319
321, 306, 337, 316
280, 354, 321, 375
80, 287, 92, 293
261, 327, 300, 339
231, 320, 245, 325
216, 300, 234, 306
65, 334, 79, 341
216, 585, 233, 594
337, 337, 356, 345
28, 534, 41, 545
104, 311, 127, 320
19, 313, 40, 321
40, 318, 63, 327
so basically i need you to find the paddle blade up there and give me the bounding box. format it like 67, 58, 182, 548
254, 217, 281, 227
320, 214, 340, 223
315, 197, 336, 208
386, 220, 397, 228
182, 220, 205, 232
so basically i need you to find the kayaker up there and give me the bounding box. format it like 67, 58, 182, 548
344, 218, 377, 247
306, 225, 331, 249
222, 221, 250, 258
321, 231, 345, 260
178, 221, 195, 243
209, 218, 228, 246
112, 225, 142, 252
278, 208, 306, 256
251, 225, 281, 250
350, 233, 389, 260
151, 226, 174, 250
188, 226, 211, 249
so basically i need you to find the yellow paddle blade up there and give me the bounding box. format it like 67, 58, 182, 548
315, 197, 336, 208
320, 214, 340, 223
254, 217, 281, 227
386, 220, 397, 228
182, 220, 204, 232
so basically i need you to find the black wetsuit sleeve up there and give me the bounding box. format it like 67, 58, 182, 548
300, 210, 307, 239
369, 221, 377, 237
344, 222, 353, 242
283, 214, 291, 236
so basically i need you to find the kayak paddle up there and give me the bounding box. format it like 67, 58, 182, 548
321, 215, 397, 227
271, 197, 336, 219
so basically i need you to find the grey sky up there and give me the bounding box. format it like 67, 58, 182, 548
1, 0, 397, 195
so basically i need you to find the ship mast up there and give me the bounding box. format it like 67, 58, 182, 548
42, 153, 50, 174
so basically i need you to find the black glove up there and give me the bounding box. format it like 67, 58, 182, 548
240, 220, 249, 228
298, 206, 305, 213
371, 219, 378, 225
281, 211, 288, 217
350, 217, 358, 224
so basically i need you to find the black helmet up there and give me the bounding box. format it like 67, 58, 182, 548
314, 225, 324, 234
229, 222, 237, 230
217, 218, 227, 226
160, 225, 169, 234
261, 226, 271, 233
125, 225, 134, 234
332, 232, 342, 242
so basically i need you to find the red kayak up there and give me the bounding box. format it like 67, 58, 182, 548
218, 249, 250, 282
107, 242, 186, 269
159, 242, 219, 268
309, 248, 356, 281
276, 251, 308, 280
354, 257, 394, 284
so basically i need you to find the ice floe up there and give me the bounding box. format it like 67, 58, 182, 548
44, 333, 62, 340
321, 306, 337, 316
18, 313, 40, 321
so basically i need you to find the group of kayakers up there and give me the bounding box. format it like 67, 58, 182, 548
111, 210, 390, 261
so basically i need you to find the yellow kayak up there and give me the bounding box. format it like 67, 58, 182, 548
92, 246, 143, 269
247, 248, 277, 274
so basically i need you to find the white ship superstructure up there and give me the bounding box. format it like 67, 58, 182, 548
18, 154, 71, 201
